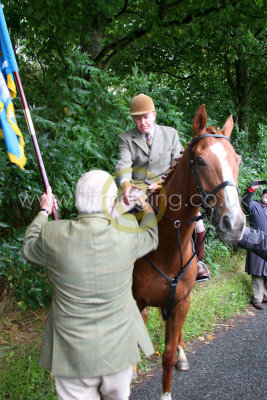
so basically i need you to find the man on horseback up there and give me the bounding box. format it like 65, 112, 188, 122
115, 94, 209, 281
115, 93, 183, 201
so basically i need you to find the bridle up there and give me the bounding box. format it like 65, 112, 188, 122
144, 133, 239, 321
189, 133, 238, 225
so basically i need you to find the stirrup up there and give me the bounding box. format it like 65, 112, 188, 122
196, 277, 209, 283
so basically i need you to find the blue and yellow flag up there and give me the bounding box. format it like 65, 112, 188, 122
0, 3, 26, 169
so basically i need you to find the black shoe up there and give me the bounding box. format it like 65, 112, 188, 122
251, 302, 264, 310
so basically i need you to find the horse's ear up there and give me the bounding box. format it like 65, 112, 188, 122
193, 104, 207, 136
221, 115, 234, 138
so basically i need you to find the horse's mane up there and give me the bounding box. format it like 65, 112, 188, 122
161, 156, 182, 185
161, 126, 219, 185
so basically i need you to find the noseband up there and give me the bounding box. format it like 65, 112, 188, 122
189, 134, 238, 225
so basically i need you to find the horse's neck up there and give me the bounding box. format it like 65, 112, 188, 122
161, 150, 199, 244
166, 151, 198, 216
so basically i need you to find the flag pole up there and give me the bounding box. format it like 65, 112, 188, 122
14, 71, 59, 220
0, 2, 58, 219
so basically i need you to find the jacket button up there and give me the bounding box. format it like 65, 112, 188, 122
150, 158, 153, 161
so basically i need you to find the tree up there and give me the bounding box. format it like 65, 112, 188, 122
3, 0, 266, 133
108, 0, 266, 133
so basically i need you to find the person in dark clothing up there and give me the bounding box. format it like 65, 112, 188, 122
237, 227, 267, 261
242, 184, 267, 310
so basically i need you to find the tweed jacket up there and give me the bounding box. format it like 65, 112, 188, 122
115, 123, 183, 185
22, 211, 158, 378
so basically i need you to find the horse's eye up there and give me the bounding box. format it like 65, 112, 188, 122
196, 157, 206, 166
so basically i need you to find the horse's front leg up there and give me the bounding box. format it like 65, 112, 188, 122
161, 297, 191, 400
176, 330, 189, 371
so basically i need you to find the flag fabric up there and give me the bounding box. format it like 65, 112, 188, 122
0, 3, 26, 169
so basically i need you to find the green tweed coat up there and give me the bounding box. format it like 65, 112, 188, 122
22, 211, 158, 378
115, 123, 184, 185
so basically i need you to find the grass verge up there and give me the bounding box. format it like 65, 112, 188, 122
0, 252, 251, 398
0, 345, 57, 400
140, 251, 251, 372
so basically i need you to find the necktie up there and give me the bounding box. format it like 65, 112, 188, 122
145, 132, 152, 151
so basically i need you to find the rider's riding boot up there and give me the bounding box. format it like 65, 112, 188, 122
196, 261, 210, 282
195, 230, 210, 282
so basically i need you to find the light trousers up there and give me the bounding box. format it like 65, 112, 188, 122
55, 366, 133, 400
251, 275, 267, 304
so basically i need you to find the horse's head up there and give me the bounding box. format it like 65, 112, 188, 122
190, 105, 246, 244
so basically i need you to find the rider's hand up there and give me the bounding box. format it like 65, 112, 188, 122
122, 181, 137, 205
148, 181, 163, 193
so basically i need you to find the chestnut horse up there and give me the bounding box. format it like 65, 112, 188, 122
132, 105, 246, 400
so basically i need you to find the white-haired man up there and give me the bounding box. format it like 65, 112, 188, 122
23, 170, 158, 400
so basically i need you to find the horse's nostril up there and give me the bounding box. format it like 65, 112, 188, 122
219, 214, 233, 233
223, 215, 232, 230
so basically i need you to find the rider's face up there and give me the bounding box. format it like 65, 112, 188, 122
132, 112, 156, 134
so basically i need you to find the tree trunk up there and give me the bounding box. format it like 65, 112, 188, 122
235, 59, 253, 133
238, 97, 251, 133
80, 16, 107, 67
88, 23, 107, 63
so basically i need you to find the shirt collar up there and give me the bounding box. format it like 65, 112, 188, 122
141, 124, 155, 139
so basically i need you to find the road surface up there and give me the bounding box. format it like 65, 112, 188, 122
130, 305, 267, 400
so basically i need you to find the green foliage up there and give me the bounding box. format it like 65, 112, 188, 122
204, 228, 231, 274
0, 2, 265, 389
146, 308, 165, 354
234, 123, 267, 202
183, 269, 251, 341
0, 347, 57, 400
0, 232, 51, 309
0, 54, 266, 307
0, 57, 192, 307
4, 0, 266, 133
0, 55, 262, 329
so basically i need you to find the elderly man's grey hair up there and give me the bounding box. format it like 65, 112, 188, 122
75, 170, 117, 214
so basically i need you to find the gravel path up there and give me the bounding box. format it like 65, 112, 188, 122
130, 305, 267, 400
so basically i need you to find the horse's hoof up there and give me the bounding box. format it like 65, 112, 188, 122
175, 359, 189, 371
160, 392, 172, 400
